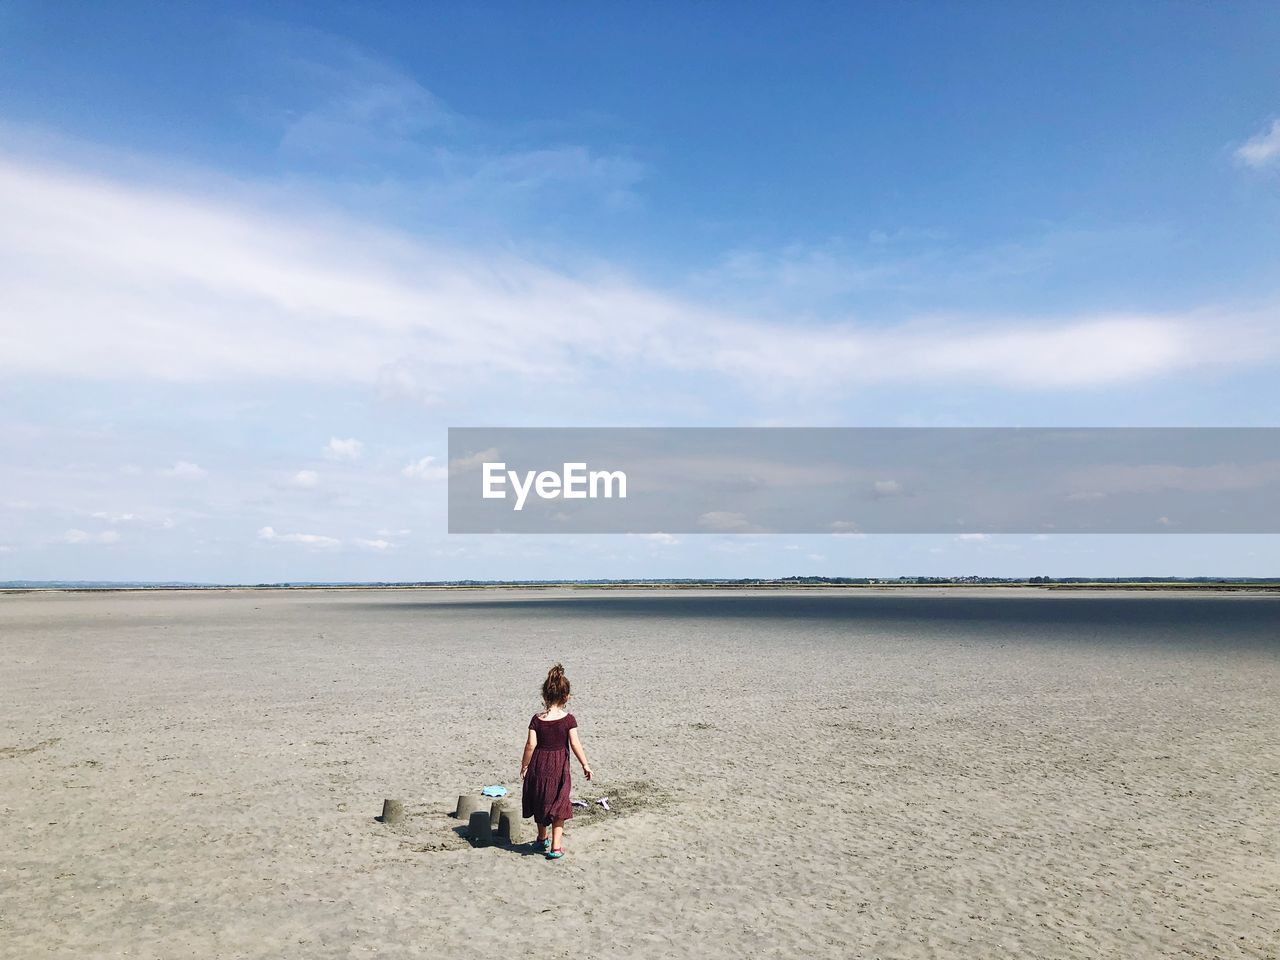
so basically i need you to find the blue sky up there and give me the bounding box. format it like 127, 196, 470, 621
2, 2, 1280, 581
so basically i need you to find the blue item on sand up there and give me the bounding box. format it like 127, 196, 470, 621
481, 785, 508, 798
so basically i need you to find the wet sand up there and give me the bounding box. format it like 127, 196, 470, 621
2, 588, 1278, 959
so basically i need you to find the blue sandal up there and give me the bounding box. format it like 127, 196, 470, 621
546, 847, 564, 860
534, 837, 550, 852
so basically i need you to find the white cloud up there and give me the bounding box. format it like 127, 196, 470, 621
292, 469, 320, 488
91, 511, 139, 523
62, 528, 120, 544
375, 360, 440, 405
0, 154, 1271, 399
83, 512, 175, 530
955, 533, 991, 542
448, 448, 500, 475
1061, 461, 1280, 501
257, 525, 341, 548
1235, 119, 1280, 168
162, 460, 207, 480
354, 537, 391, 550
872, 479, 902, 497
697, 511, 755, 532
829, 519, 870, 542
325, 437, 363, 461
402, 456, 447, 480
376, 528, 411, 537
709, 315, 1264, 390
638, 532, 680, 546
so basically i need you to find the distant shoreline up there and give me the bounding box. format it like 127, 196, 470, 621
4, 579, 1280, 594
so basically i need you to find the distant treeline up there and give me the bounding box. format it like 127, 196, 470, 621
4, 576, 1279, 590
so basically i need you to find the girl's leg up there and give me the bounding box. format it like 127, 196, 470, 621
536, 820, 548, 843
550, 818, 565, 851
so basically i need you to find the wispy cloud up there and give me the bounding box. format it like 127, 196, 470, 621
1235, 118, 1280, 168
87, 511, 175, 530
1, 154, 1273, 401
638, 532, 680, 546
275, 47, 456, 162
257, 525, 340, 548
263, 32, 644, 211
91, 511, 139, 523
62, 528, 121, 544
1063, 461, 1280, 496
448, 449, 500, 475
689, 224, 1178, 319
161, 461, 207, 480
697, 511, 757, 532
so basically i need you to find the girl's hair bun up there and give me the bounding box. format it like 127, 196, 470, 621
542, 662, 571, 705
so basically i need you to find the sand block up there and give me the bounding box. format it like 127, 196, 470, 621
489, 797, 518, 831
467, 810, 493, 846
379, 799, 404, 826
455, 794, 485, 820
497, 810, 528, 845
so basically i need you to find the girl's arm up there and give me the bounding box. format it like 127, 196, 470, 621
519, 729, 536, 780
568, 727, 592, 781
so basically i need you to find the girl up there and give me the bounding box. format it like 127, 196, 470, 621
519, 663, 592, 860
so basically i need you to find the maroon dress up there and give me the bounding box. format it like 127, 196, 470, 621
522, 712, 577, 827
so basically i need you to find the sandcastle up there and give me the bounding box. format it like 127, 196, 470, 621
454, 794, 528, 846
498, 809, 528, 844
455, 793, 487, 822
379, 787, 617, 848
466, 810, 492, 846
379, 798, 405, 826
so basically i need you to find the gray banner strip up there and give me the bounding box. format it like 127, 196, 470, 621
447, 428, 1280, 534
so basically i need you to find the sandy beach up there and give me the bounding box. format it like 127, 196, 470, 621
2, 587, 1278, 959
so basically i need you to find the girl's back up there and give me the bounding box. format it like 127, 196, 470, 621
530, 712, 576, 753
